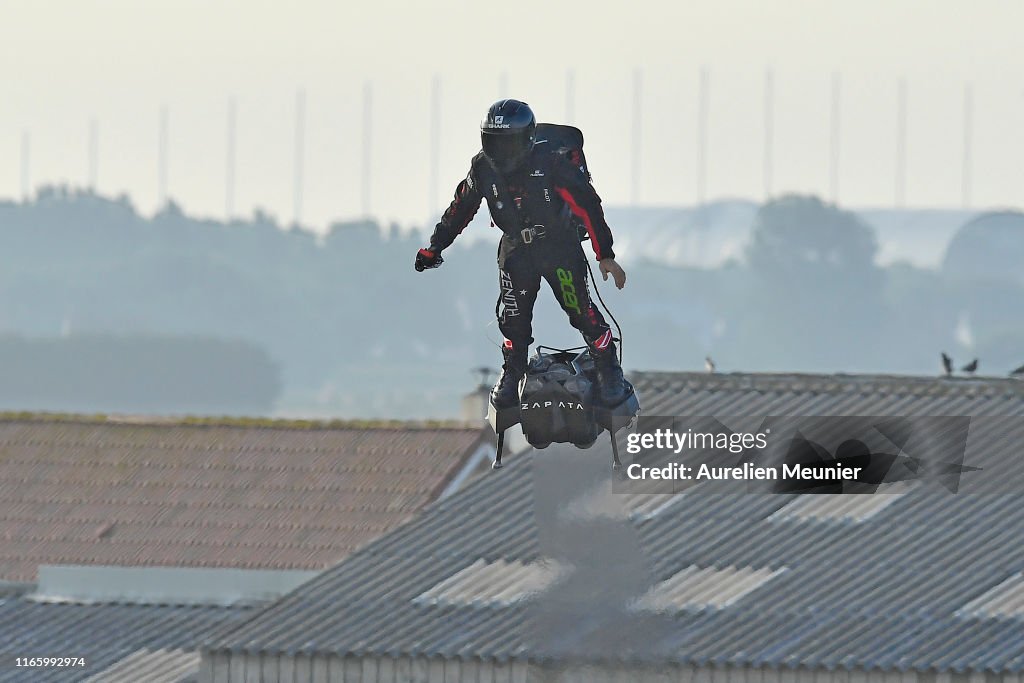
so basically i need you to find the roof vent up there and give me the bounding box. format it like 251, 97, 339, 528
958, 573, 1024, 620
561, 479, 692, 522
631, 564, 784, 613
768, 482, 911, 523
414, 558, 567, 607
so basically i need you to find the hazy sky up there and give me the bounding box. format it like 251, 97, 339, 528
2, 0, 1022, 231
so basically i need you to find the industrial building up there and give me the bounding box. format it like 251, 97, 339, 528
200, 372, 1024, 682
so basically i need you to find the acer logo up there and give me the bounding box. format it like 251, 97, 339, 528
556, 267, 581, 314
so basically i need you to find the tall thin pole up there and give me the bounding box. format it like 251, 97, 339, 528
631, 68, 642, 204
697, 66, 710, 206
763, 68, 774, 201
565, 69, 576, 123
226, 97, 236, 219
362, 81, 372, 218
429, 76, 441, 219
962, 83, 973, 209
895, 79, 907, 208
293, 89, 306, 226
20, 130, 30, 201
88, 119, 98, 191
829, 71, 841, 204
158, 106, 169, 206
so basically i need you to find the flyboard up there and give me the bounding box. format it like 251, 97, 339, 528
487, 345, 641, 470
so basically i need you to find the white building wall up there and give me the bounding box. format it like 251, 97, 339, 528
199, 653, 1024, 683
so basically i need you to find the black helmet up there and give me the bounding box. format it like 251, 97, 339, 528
481, 99, 536, 173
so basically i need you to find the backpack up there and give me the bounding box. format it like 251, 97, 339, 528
535, 123, 593, 242
536, 123, 590, 179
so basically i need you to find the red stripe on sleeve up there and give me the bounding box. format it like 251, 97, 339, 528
555, 186, 603, 260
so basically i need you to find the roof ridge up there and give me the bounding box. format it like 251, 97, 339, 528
0, 437, 479, 452
0, 475, 442, 495
8, 534, 362, 552
18, 597, 253, 609
0, 456, 455, 475
630, 370, 1024, 396
0, 412, 485, 431
0, 512, 394, 533
0, 494, 428, 514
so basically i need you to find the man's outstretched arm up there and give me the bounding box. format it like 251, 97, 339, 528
416, 163, 483, 271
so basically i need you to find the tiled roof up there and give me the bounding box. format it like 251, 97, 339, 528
202, 372, 1024, 674
0, 595, 251, 683
0, 416, 486, 582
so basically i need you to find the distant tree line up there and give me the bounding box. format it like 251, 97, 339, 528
704, 197, 1024, 374
0, 334, 281, 415
1, 184, 1022, 417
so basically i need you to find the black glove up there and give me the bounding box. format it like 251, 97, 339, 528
414, 248, 443, 272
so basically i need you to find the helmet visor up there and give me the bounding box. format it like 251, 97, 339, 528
482, 130, 532, 172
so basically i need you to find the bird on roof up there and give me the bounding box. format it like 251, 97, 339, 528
961, 358, 978, 375
705, 356, 716, 374
941, 352, 953, 377
1011, 363, 1024, 377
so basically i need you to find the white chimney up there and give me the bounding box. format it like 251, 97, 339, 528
461, 368, 494, 423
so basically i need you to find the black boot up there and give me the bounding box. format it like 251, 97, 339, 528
491, 346, 527, 409
590, 341, 629, 406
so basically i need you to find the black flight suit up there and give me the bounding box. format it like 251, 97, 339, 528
426, 138, 617, 371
